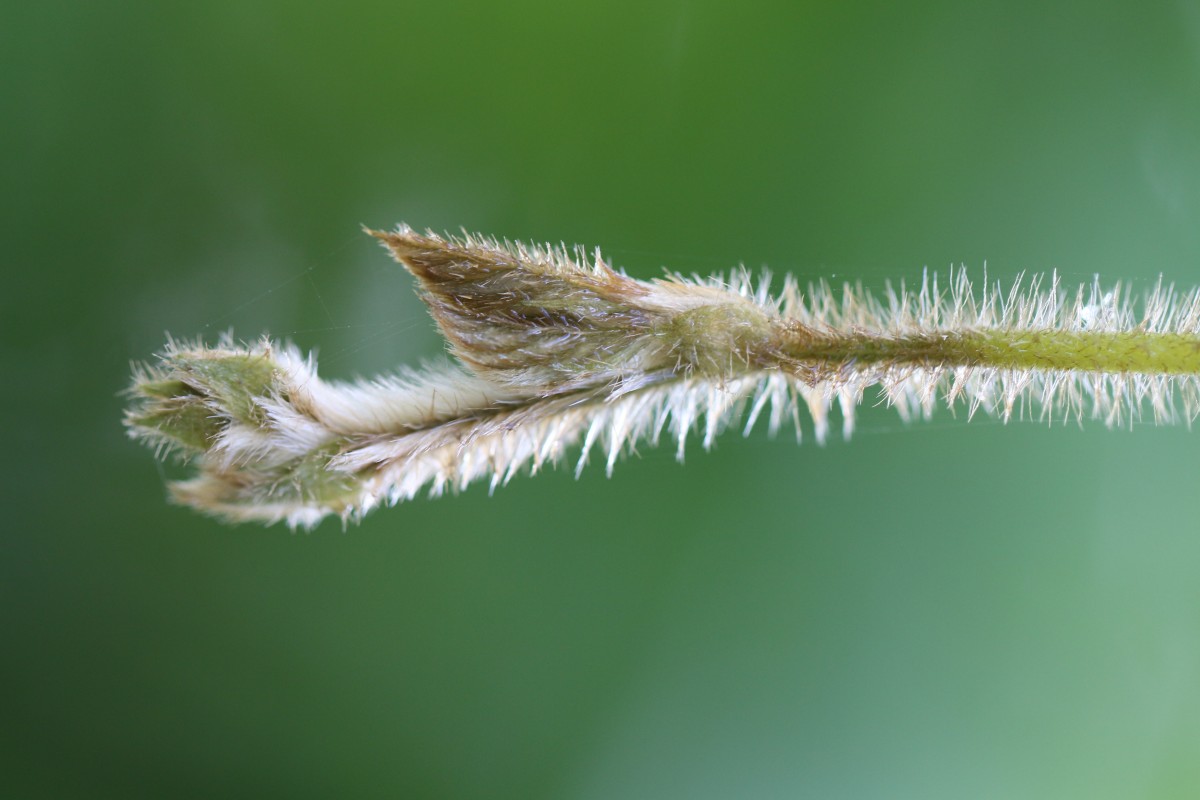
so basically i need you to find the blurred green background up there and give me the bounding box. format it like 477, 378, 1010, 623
6, 0, 1200, 797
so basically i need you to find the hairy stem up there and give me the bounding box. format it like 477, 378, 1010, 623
776, 326, 1200, 376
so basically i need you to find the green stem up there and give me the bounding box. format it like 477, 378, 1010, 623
778, 328, 1200, 375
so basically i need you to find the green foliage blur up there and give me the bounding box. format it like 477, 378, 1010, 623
5, 1, 1200, 797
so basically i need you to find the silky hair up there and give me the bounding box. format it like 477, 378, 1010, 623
125, 225, 1200, 527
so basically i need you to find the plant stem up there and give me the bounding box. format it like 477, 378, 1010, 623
777, 326, 1200, 375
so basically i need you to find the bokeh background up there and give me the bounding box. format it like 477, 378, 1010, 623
6, 1, 1200, 797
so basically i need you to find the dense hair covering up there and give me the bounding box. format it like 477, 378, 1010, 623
125, 225, 1200, 527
